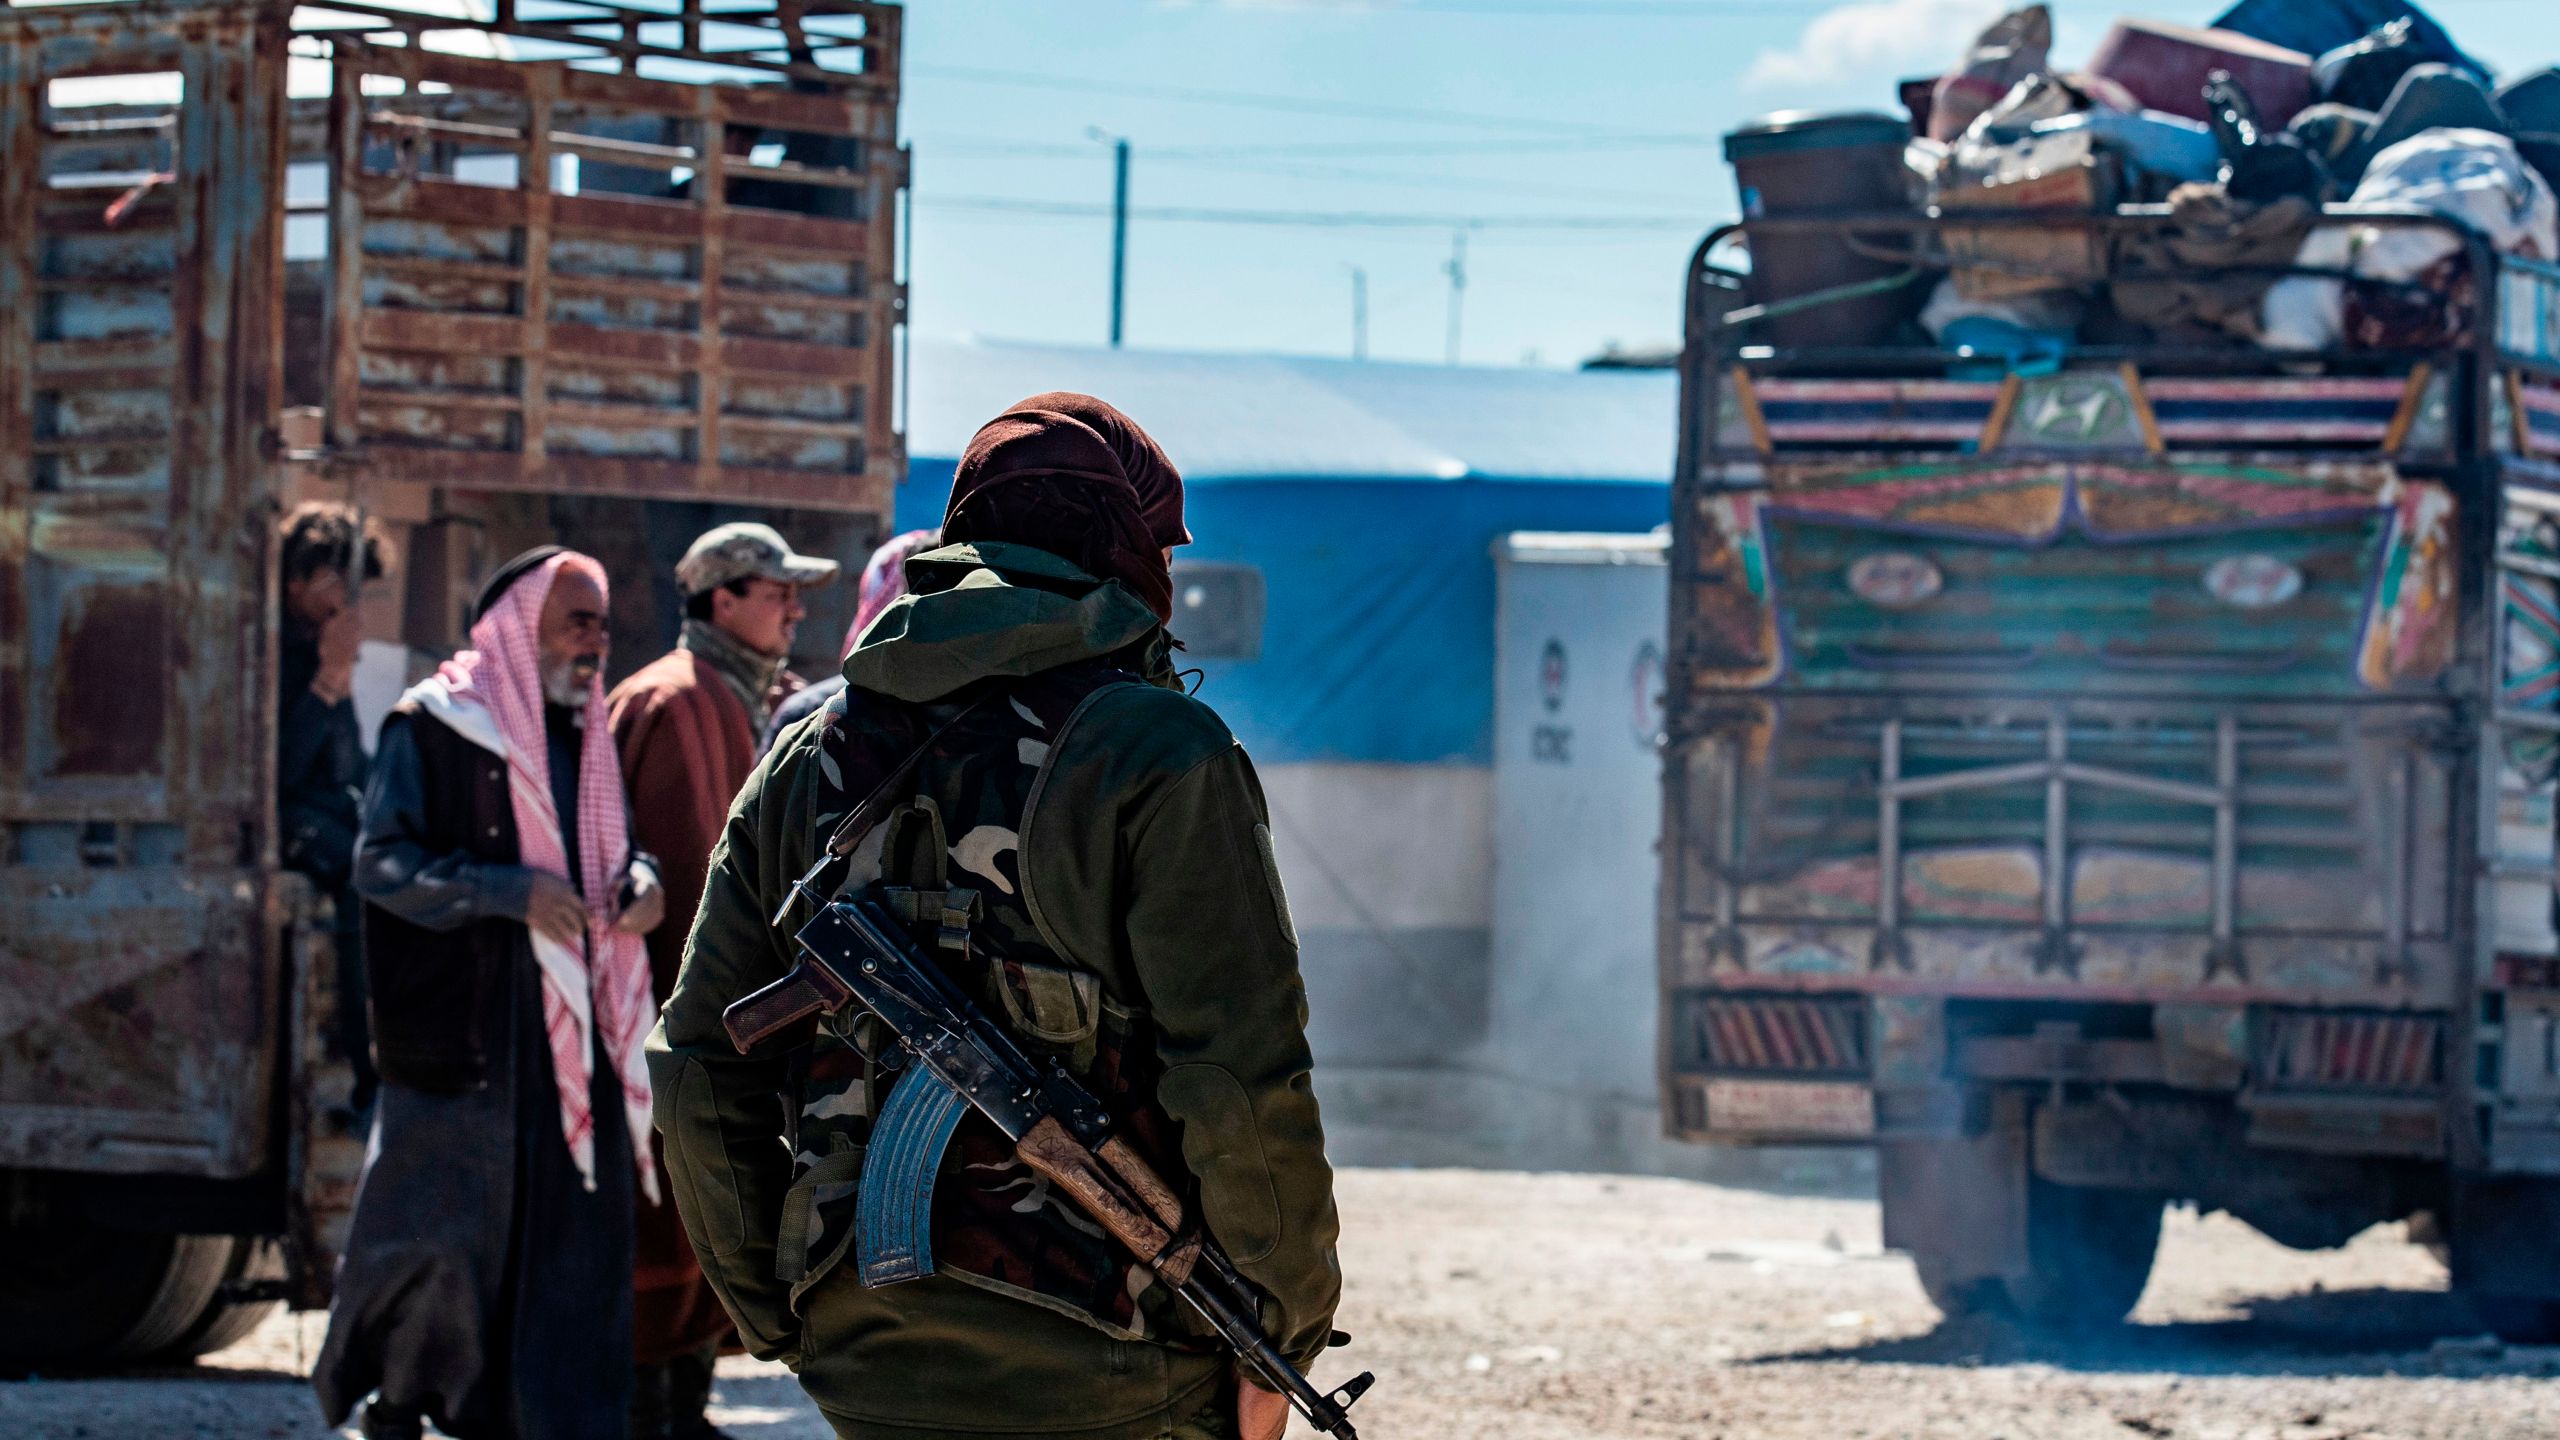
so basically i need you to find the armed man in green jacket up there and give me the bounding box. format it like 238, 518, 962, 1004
648, 393, 1342, 1440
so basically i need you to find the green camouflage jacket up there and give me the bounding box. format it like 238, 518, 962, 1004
648, 543, 1342, 1440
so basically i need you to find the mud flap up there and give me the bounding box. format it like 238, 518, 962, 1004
855, 1067, 970, 1287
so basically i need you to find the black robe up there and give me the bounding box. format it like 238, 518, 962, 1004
315, 704, 635, 1440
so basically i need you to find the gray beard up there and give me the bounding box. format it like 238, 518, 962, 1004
541, 661, 591, 709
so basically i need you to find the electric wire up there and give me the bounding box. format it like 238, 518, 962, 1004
908, 61, 1705, 138
915, 194, 1699, 230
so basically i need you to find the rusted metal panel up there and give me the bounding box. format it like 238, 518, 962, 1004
0, 870, 271, 1173
0, 0, 288, 1179
325, 34, 902, 517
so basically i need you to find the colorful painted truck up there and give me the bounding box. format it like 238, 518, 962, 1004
1658, 206, 2560, 1329
0, 0, 902, 1366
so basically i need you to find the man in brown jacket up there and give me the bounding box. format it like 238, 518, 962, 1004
607, 523, 839, 1439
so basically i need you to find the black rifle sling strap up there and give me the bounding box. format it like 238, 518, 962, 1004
770, 692, 997, 934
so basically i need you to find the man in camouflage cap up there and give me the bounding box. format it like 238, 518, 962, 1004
675, 521, 843, 604
606, 521, 838, 1438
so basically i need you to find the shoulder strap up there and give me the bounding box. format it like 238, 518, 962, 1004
772, 662, 1149, 935
769, 693, 995, 932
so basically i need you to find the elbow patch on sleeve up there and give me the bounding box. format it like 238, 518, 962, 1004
659, 1058, 748, 1257
1251, 823, 1298, 950
1160, 1063, 1282, 1264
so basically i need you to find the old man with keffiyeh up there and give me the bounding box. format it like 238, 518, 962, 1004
316, 546, 667, 1440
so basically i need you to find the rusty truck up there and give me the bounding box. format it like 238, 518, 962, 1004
1657, 202, 2560, 1331
0, 0, 902, 1367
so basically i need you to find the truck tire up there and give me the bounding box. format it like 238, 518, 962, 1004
157, 1236, 287, 1360
2446, 1174, 2560, 1341
2000, 1179, 2163, 1330
1909, 1252, 2003, 1319
0, 1220, 280, 1371
1897, 1147, 2162, 1331
2468, 1295, 2560, 1344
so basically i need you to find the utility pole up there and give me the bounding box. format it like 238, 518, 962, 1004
1350, 265, 1368, 362
1089, 127, 1130, 348
1108, 136, 1130, 348
1443, 229, 1467, 366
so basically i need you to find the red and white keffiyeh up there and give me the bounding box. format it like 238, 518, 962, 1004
434, 552, 658, 1202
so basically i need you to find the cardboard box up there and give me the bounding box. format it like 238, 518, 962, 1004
1938, 130, 2119, 301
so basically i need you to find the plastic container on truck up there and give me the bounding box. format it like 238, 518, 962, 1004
1722, 111, 1919, 350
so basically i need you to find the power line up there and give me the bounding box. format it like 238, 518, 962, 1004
922, 132, 1721, 161
916, 138, 1099, 158
919, 132, 1723, 163
920, 207, 1690, 246
1150, 134, 1719, 159
914, 193, 1699, 230
1151, 151, 1687, 205
907, 62, 1686, 137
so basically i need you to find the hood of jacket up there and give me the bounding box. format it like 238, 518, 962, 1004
842, 541, 1167, 703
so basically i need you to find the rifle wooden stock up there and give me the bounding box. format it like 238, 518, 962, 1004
1099, 1135, 1186, 1229
723, 957, 858, 1053
1016, 1117, 1201, 1286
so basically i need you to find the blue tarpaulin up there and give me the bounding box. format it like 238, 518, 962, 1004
896, 339, 1675, 765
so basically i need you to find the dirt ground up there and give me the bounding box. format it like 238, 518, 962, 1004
5, 1167, 2558, 1440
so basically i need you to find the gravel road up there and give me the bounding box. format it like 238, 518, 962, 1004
6, 1167, 2557, 1440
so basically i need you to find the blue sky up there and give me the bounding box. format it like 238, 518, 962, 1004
900, 0, 2560, 368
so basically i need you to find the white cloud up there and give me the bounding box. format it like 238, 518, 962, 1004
1744, 0, 2008, 93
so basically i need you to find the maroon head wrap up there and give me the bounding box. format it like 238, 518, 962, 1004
941, 392, 1188, 623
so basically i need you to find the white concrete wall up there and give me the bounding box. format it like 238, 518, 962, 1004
1257, 763, 1493, 1069
1481, 535, 1681, 1173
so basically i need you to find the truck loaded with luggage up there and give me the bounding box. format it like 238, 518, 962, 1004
1658, 0, 2560, 1331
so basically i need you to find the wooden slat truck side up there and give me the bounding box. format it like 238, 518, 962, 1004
0, 0, 903, 1365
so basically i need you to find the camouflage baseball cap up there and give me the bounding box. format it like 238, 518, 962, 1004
674, 522, 842, 595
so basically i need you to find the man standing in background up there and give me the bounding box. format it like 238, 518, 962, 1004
316, 546, 663, 1440
276, 501, 396, 1115
607, 523, 839, 1439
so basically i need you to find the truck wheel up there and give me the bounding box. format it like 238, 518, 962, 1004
2469, 1295, 2560, 1344
157, 1236, 286, 1360
1999, 1179, 2163, 1330
1909, 1252, 2003, 1319
2445, 1174, 2560, 1341
0, 1220, 278, 1371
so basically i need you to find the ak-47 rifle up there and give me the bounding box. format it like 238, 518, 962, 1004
724, 896, 1376, 1440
